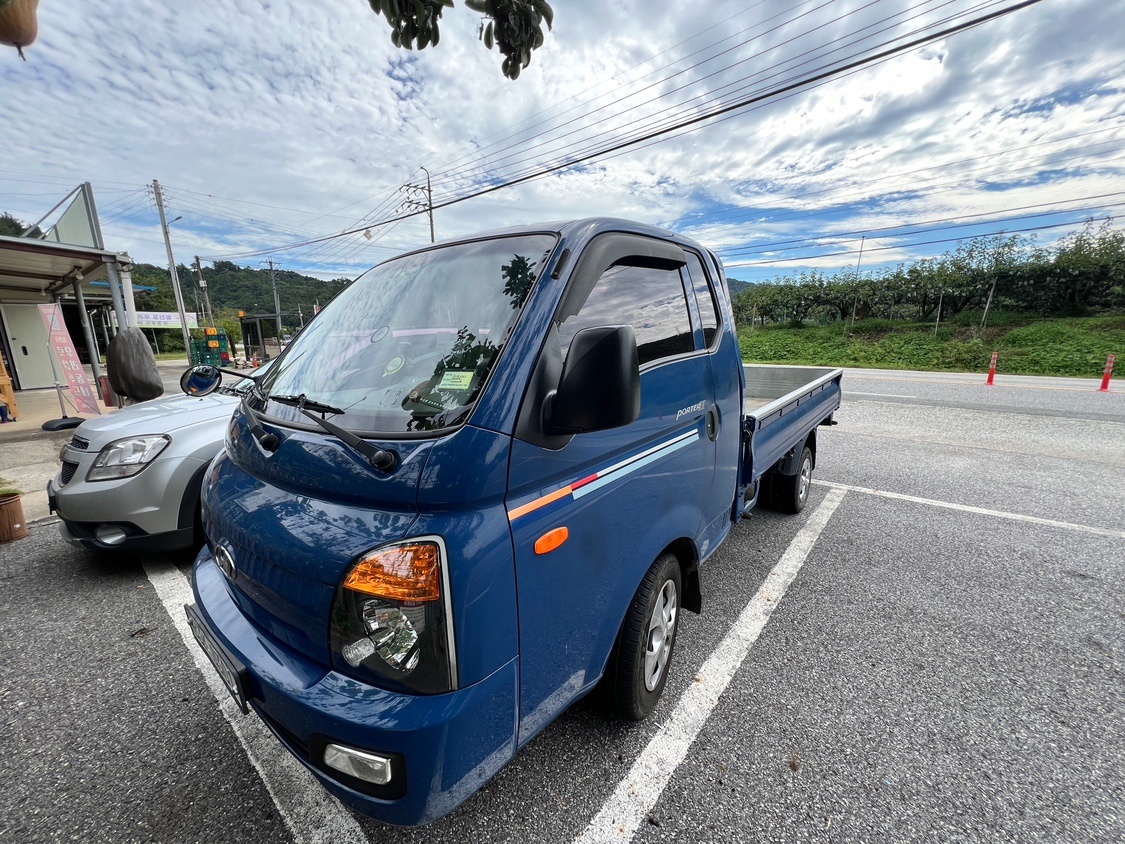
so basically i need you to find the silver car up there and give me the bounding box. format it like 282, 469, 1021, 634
47, 372, 260, 552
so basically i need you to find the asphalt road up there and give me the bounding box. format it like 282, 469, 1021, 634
1, 369, 1122, 843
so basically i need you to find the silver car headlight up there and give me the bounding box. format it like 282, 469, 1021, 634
86, 435, 171, 481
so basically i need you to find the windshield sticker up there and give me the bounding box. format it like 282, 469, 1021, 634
438, 371, 475, 391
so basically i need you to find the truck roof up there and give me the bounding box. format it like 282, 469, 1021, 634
397, 217, 711, 258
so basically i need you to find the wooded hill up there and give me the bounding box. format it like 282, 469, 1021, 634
130, 260, 352, 335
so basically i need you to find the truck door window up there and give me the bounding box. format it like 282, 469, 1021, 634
558, 263, 693, 367
684, 252, 720, 349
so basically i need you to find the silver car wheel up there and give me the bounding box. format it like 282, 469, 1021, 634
645, 579, 678, 692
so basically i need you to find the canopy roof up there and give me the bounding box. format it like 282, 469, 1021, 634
0, 233, 127, 298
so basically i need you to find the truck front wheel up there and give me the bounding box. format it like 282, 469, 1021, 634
606, 552, 682, 721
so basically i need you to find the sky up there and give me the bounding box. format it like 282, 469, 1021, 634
1, 0, 1123, 283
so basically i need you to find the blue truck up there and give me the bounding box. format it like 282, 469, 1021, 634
182, 218, 842, 825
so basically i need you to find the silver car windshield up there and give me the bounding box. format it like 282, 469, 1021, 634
259, 234, 556, 435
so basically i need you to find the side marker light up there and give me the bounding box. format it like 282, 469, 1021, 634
534, 526, 569, 555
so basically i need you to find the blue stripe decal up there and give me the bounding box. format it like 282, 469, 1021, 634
572, 430, 700, 501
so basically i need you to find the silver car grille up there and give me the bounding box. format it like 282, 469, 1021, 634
68, 435, 90, 451
60, 461, 79, 486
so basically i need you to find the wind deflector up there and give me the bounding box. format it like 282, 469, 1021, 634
555, 233, 687, 324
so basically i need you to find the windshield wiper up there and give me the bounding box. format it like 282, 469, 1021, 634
299, 409, 396, 472
269, 393, 345, 416
240, 395, 280, 453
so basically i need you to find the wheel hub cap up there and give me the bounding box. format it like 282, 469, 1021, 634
645, 579, 678, 691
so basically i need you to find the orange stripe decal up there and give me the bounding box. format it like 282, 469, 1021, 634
507, 485, 573, 521
508, 430, 700, 523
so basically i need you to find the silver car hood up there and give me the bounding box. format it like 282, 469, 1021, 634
74, 393, 239, 449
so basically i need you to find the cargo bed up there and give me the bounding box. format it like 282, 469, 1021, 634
740, 364, 843, 499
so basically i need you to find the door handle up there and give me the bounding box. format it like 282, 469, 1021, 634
706, 406, 719, 442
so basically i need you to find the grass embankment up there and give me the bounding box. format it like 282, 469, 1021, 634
738, 314, 1125, 377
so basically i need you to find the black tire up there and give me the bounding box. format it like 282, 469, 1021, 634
606, 552, 682, 721
772, 445, 813, 514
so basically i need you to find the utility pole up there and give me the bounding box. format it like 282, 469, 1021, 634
194, 256, 214, 327
849, 235, 866, 329
401, 167, 435, 243
152, 180, 193, 357
264, 258, 283, 352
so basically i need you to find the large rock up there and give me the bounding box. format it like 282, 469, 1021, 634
106, 328, 164, 402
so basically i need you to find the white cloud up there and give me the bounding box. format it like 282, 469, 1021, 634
0, 0, 1121, 284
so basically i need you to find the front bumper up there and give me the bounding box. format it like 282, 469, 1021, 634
48, 456, 205, 551
191, 547, 519, 826
56, 514, 195, 552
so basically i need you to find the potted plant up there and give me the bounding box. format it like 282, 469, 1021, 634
0, 480, 28, 543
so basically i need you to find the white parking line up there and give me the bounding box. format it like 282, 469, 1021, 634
848, 391, 917, 399
142, 559, 368, 844
813, 480, 1125, 540
575, 487, 847, 844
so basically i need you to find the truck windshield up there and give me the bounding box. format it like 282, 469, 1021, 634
259, 234, 556, 435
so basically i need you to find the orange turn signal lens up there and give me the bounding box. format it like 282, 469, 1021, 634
344, 542, 442, 602
534, 526, 569, 555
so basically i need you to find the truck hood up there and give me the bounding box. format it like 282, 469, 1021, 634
200, 405, 430, 665
75, 394, 237, 446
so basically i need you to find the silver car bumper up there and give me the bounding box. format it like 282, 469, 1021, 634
49, 454, 209, 551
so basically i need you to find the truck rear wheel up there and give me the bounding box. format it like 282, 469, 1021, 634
606, 552, 682, 721
772, 445, 813, 514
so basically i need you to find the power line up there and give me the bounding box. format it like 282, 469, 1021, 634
431, 0, 961, 192
208, 0, 1049, 261
662, 127, 1125, 231
164, 185, 385, 224
721, 214, 1116, 267
425, 2, 773, 178
438, 0, 1004, 194
681, 146, 1125, 248
715, 192, 1125, 257
428, 0, 852, 187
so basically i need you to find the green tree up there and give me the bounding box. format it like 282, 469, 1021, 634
732, 221, 1125, 326
0, 212, 41, 238
366, 0, 553, 80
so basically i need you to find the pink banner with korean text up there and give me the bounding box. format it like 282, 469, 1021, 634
37, 304, 102, 416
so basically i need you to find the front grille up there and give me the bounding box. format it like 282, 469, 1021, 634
68, 435, 90, 451
255, 707, 310, 760
60, 461, 79, 486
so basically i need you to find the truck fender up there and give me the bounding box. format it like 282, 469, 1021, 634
667, 537, 702, 614
774, 429, 817, 476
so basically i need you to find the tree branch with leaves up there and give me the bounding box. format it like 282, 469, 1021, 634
366, 0, 553, 80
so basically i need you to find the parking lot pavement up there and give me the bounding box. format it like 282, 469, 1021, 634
642, 493, 1123, 843
1, 369, 1122, 843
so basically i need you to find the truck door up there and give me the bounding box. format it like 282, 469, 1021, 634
506, 234, 718, 744
683, 250, 742, 554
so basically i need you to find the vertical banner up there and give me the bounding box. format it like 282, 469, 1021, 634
37, 304, 102, 416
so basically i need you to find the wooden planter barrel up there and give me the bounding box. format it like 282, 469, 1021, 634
0, 493, 28, 543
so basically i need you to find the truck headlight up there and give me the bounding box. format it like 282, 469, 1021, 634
87, 435, 171, 481
330, 537, 457, 695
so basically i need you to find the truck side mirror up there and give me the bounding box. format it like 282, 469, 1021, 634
548, 325, 640, 435
180, 365, 223, 397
